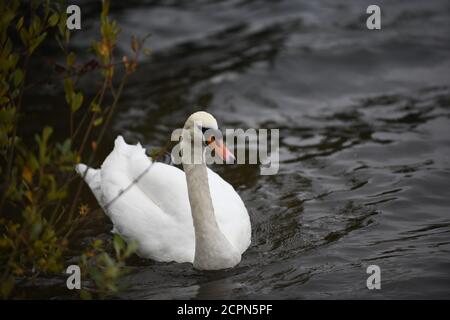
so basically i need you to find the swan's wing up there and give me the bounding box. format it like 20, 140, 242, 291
105, 137, 193, 220
82, 136, 195, 263
208, 169, 252, 254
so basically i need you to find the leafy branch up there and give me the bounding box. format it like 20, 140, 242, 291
0, 0, 150, 299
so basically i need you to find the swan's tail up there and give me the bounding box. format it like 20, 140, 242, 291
75, 163, 104, 206
75, 163, 98, 187
75, 136, 151, 210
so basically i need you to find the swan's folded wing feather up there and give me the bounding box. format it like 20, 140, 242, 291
207, 169, 252, 254
98, 136, 195, 262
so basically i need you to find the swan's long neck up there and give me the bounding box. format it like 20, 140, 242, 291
182, 143, 240, 270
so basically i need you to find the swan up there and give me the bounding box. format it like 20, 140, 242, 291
75, 111, 251, 270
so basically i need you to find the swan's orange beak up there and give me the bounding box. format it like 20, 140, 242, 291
208, 137, 235, 163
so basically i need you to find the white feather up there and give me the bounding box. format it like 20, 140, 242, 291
76, 136, 251, 263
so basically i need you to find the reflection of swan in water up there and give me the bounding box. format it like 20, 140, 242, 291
76, 111, 251, 270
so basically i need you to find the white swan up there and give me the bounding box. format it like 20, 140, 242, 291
76, 111, 251, 270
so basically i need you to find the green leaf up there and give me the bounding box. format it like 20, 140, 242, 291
31, 16, 41, 34
102, 0, 110, 19
90, 102, 101, 113
102, 253, 115, 268
29, 32, 47, 54
92, 239, 103, 250
71, 92, 83, 113
66, 52, 76, 67
93, 117, 103, 127
19, 28, 29, 47
48, 13, 59, 27
63, 78, 73, 104
113, 234, 125, 258
124, 241, 138, 258
33, 126, 53, 166
13, 69, 23, 87
16, 16, 24, 31
42, 126, 53, 143
28, 153, 39, 172
56, 138, 71, 154
30, 221, 43, 240
2, 38, 12, 57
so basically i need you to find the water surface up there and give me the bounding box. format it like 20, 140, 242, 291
40, 0, 450, 299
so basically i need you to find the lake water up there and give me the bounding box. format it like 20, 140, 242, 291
38, 0, 450, 299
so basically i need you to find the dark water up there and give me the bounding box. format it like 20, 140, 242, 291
38, 0, 450, 298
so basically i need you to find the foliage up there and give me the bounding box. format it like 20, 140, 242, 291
79, 234, 138, 299
0, 0, 149, 299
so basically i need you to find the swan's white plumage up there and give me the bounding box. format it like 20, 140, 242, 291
76, 136, 251, 263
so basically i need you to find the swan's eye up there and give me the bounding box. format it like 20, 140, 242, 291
201, 127, 213, 145
200, 127, 221, 146
205, 136, 215, 146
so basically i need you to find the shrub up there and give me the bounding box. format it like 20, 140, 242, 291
0, 0, 149, 299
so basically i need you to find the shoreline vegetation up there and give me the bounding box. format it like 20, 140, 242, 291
0, 0, 150, 299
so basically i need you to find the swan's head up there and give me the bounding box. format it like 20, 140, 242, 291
183, 111, 234, 162
184, 111, 219, 131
